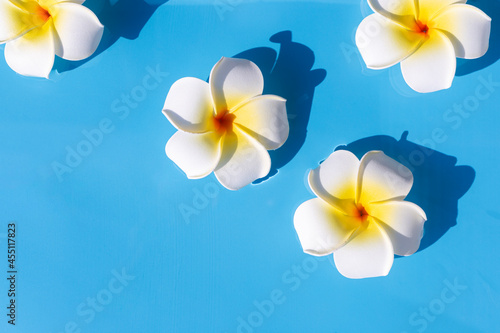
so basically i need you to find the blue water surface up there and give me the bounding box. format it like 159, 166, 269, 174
1, 1, 499, 332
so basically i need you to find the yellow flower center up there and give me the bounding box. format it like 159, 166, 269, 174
213, 111, 235, 134
35, 5, 50, 22
414, 20, 429, 35
23, 1, 51, 25
354, 203, 369, 223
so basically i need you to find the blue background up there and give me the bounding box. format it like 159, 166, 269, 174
1, 0, 499, 332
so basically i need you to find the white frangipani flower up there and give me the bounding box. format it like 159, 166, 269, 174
163, 57, 289, 191
0, 0, 103, 78
356, 0, 491, 93
294, 150, 427, 279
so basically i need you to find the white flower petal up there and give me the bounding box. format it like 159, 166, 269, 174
40, 0, 86, 6
433, 4, 491, 59
0, 0, 34, 42
166, 131, 222, 179
357, 151, 413, 205
51, 2, 103, 61
417, 0, 466, 21
334, 219, 394, 279
356, 14, 425, 70
209, 57, 264, 116
294, 198, 360, 256
401, 30, 456, 93
367, 201, 426, 256
163, 77, 215, 133
232, 95, 289, 150
368, 0, 416, 17
308, 150, 360, 214
4, 22, 55, 78
368, 0, 417, 28
214, 128, 270, 191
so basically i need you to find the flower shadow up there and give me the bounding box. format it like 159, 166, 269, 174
335, 131, 475, 253
456, 0, 500, 76
53, 0, 169, 73
232, 31, 327, 183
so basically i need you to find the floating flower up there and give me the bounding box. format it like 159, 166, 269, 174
0, 0, 104, 78
356, 0, 491, 93
294, 150, 427, 279
163, 57, 289, 190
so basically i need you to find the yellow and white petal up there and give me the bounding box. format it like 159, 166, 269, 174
0, 0, 34, 42
166, 131, 222, 179
214, 128, 270, 191
357, 151, 413, 205
368, 0, 417, 29
356, 14, 424, 70
294, 198, 360, 256
401, 29, 456, 93
209, 57, 264, 116
416, 0, 466, 22
334, 219, 394, 279
4, 22, 55, 78
432, 4, 491, 59
39, 0, 85, 7
50, 2, 103, 61
367, 201, 426, 256
163, 78, 215, 133
232, 95, 288, 150
308, 150, 360, 214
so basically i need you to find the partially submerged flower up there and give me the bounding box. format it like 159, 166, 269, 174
0, 0, 104, 78
356, 0, 491, 93
163, 57, 289, 190
294, 150, 426, 279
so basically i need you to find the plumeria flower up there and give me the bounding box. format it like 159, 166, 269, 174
0, 0, 103, 78
294, 150, 427, 279
356, 0, 491, 93
163, 57, 289, 191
